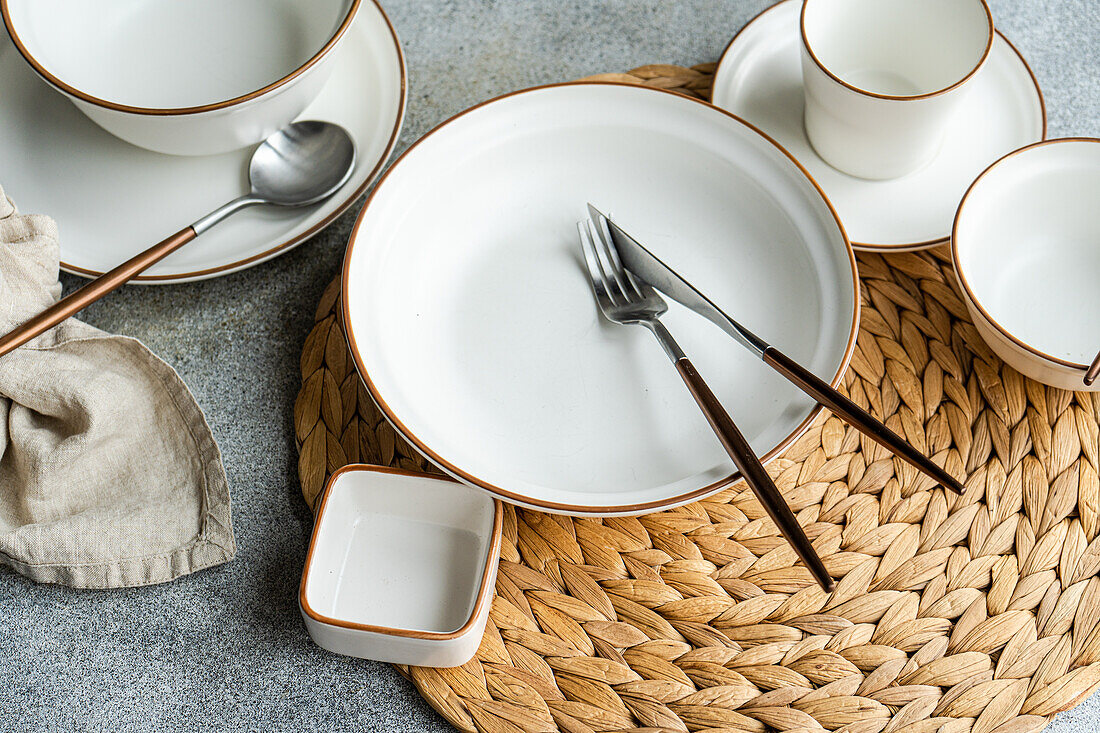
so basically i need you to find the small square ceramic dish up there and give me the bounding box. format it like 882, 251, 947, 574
299, 465, 502, 668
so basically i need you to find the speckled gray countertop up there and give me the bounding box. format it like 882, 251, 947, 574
2, 1, 1098, 730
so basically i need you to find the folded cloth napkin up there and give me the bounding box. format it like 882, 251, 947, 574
0, 184, 233, 588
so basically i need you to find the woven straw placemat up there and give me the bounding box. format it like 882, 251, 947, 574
294, 65, 1100, 733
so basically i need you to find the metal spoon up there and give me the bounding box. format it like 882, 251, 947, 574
0, 120, 356, 358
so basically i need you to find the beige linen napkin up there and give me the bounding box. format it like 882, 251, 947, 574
0, 184, 234, 588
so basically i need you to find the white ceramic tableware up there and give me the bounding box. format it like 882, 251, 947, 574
800, 0, 993, 180
299, 465, 503, 667
0, 1, 405, 282
952, 138, 1100, 391
2, 0, 360, 155
342, 82, 859, 516
711, 0, 1045, 251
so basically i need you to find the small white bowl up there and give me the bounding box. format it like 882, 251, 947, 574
1, 0, 360, 155
952, 138, 1100, 390
299, 465, 502, 667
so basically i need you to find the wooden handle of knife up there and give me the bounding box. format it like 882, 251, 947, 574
674, 357, 834, 592
0, 226, 197, 358
762, 346, 965, 494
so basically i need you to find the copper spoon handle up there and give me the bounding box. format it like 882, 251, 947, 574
674, 357, 834, 592
1086, 350, 1100, 387
0, 226, 196, 357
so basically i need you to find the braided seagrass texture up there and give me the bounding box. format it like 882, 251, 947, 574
294, 65, 1100, 733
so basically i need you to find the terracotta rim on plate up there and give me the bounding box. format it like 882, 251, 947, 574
951, 137, 1100, 372
1, 0, 362, 116
799, 0, 994, 102
340, 80, 861, 515
52, 0, 407, 283
298, 464, 504, 640
714, 0, 1047, 252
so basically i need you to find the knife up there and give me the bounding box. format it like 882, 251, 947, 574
587, 204, 965, 495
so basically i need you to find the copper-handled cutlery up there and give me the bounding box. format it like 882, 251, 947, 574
1085, 350, 1100, 387
578, 215, 835, 592
588, 205, 966, 497
0, 121, 356, 359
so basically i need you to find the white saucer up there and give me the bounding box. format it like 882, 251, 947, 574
711, 0, 1046, 252
0, 0, 405, 283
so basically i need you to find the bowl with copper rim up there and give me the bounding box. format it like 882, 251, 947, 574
2, 0, 360, 155
952, 138, 1100, 390
341, 82, 859, 516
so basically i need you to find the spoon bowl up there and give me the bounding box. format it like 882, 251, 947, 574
251, 121, 358, 206
193, 121, 356, 233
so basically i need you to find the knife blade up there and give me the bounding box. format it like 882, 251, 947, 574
587, 203, 770, 357
586, 203, 966, 495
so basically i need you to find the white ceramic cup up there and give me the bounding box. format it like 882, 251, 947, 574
1, 0, 359, 156
799, 0, 994, 180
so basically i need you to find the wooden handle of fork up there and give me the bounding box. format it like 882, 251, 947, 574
673, 357, 834, 592
0, 226, 197, 358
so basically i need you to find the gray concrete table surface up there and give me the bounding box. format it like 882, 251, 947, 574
2, 0, 1098, 730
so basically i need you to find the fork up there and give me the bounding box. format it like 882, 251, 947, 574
578, 217, 834, 592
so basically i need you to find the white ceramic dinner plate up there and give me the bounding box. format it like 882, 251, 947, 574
343, 83, 859, 516
0, 0, 404, 282
711, 0, 1045, 252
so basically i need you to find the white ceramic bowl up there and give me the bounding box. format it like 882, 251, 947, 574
343, 82, 858, 516
952, 138, 1100, 390
299, 465, 502, 667
2, 0, 360, 155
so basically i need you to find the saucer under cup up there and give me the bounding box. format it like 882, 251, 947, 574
712, 0, 1044, 251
